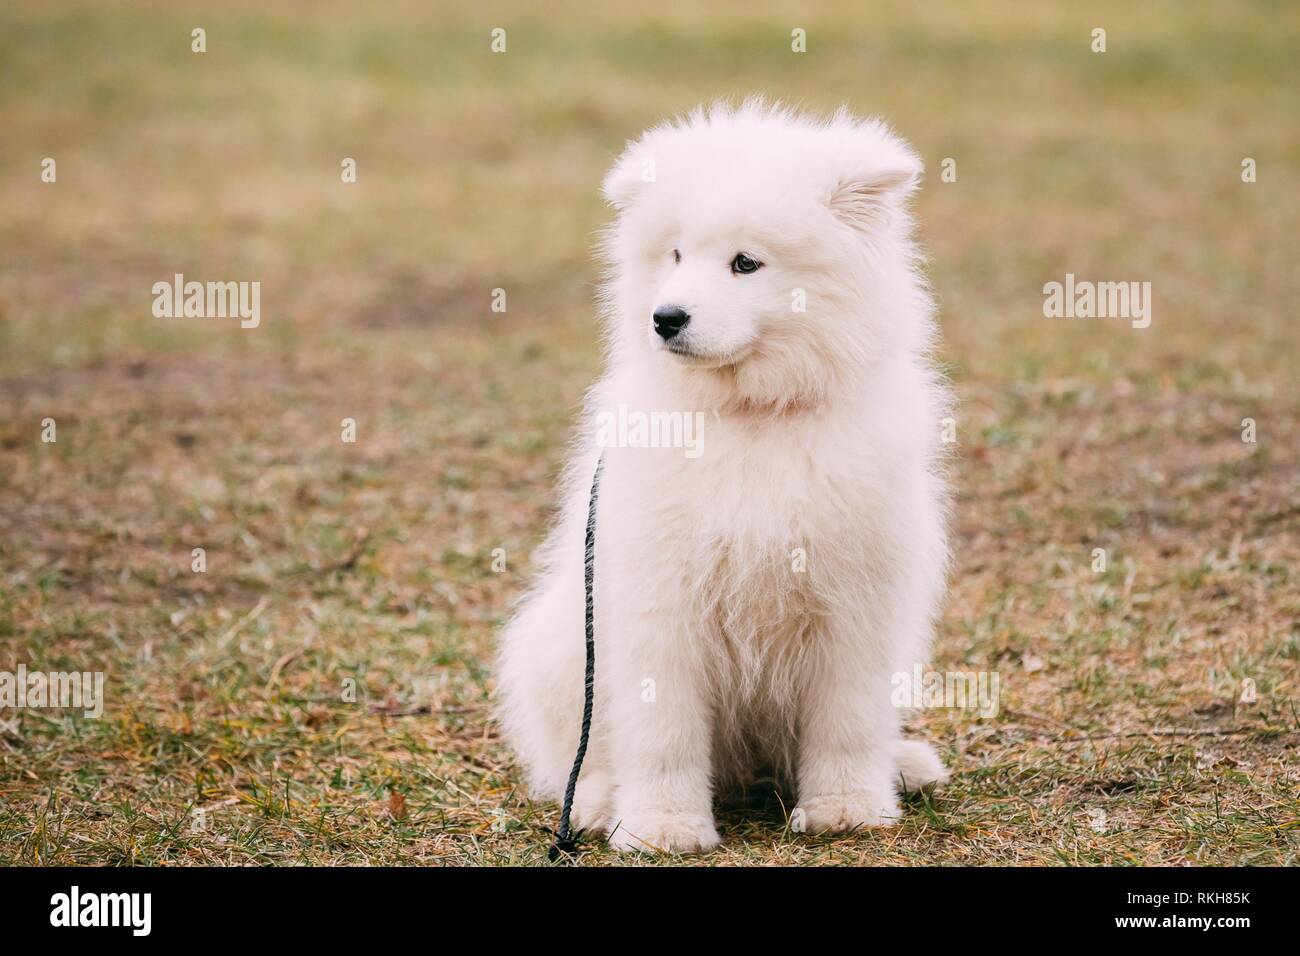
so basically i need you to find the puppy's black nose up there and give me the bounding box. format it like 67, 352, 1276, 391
653, 306, 690, 340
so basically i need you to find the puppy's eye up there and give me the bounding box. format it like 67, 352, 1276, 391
673, 249, 681, 264
730, 253, 762, 275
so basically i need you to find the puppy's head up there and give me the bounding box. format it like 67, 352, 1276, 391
600, 99, 928, 414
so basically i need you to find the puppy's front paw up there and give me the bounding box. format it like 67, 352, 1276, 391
608, 810, 720, 854
795, 791, 900, 834
570, 772, 616, 835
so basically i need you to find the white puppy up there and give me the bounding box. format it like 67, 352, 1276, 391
497, 99, 950, 853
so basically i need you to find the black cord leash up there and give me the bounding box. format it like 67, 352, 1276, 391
548, 454, 605, 863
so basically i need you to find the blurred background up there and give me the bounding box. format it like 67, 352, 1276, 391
1, 0, 1297, 864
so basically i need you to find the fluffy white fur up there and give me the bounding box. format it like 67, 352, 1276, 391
497, 99, 951, 853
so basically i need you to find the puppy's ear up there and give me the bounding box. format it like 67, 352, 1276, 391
602, 145, 655, 211
825, 123, 923, 232
828, 165, 920, 232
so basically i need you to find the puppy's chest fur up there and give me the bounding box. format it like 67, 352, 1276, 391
668, 427, 881, 618
615, 429, 886, 774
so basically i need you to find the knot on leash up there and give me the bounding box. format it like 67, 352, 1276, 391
546, 831, 584, 863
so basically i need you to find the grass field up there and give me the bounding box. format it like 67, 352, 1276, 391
1, 0, 1298, 865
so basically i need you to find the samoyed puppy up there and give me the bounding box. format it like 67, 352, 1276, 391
497, 99, 950, 853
